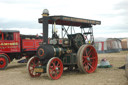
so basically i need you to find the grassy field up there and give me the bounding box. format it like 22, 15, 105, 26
0, 51, 128, 85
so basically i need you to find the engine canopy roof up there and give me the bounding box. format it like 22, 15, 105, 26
39, 15, 101, 28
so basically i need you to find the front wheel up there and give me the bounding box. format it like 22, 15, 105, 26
47, 57, 63, 80
0, 55, 8, 70
27, 56, 41, 77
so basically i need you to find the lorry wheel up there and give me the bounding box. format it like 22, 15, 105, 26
27, 56, 41, 77
47, 57, 63, 80
0, 55, 8, 70
77, 45, 98, 73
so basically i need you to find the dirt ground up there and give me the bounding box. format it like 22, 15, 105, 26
0, 51, 128, 85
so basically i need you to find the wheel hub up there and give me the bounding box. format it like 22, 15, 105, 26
87, 57, 90, 61
55, 67, 58, 70
0, 60, 4, 65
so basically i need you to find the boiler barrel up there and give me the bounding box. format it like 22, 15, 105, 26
37, 45, 63, 59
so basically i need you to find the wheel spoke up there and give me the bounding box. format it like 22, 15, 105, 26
50, 66, 54, 69
83, 56, 88, 59
57, 65, 61, 68
88, 63, 93, 70
31, 69, 34, 74
83, 60, 86, 65
31, 61, 36, 66
90, 57, 96, 60
87, 48, 92, 56
52, 62, 56, 67
50, 68, 54, 74
83, 56, 87, 62
83, 59, 87, 65
57, 62, 60, 66
88, 51, 92, 57
55, 72, 58, 77
36, 61, 40, 65
84, 65, 88, 71
85, 50, 88, 56
33, 59, 36, 63
57, 69, 60, 73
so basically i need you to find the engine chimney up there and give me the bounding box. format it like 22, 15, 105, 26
42, 9, 49, 44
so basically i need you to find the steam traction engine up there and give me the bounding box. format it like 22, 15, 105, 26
27, 9, 101, 80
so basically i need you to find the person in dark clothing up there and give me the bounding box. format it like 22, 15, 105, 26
52, 32, 59, 39
6, 34, 13, 40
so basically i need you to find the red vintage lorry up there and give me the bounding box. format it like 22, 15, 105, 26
0, 30, 42, 70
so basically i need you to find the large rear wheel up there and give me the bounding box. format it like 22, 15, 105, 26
77, 45, 85, 72
27, 56, 41, 77
47, 57, 63, 80
0, 55, 8, 70
77, 45, 98, 73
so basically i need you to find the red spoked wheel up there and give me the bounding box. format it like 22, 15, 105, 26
27, 56, 41, 77
77, 45, 98, 73
0, 55, 8, 70
47, 57, 63, 80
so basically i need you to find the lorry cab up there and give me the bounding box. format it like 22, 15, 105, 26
0, 30, 43, 70
0, 30, 20, 53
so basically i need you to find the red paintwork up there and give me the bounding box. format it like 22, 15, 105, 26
82, 45, 98, 73
0, 31, 43, 63
0, 32, 20, 53
22, 39, 42, 51
95, 42, 105, 51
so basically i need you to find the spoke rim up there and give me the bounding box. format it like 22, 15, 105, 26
81, 45, 98, 73
47, 57, 63, 80
80, 45, 98, 73
28, 57, 41, 77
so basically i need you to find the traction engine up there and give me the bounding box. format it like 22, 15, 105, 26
27, 9, 101, 80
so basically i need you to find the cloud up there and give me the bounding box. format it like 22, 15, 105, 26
0, 0, 41, 4
114, 0, 128, 20
0, 0, 127, 38
115, 0, 128, 10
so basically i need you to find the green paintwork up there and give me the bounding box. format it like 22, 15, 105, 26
62, 53, 77, 65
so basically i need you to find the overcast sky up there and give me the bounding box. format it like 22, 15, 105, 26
0, 0, 128, 38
